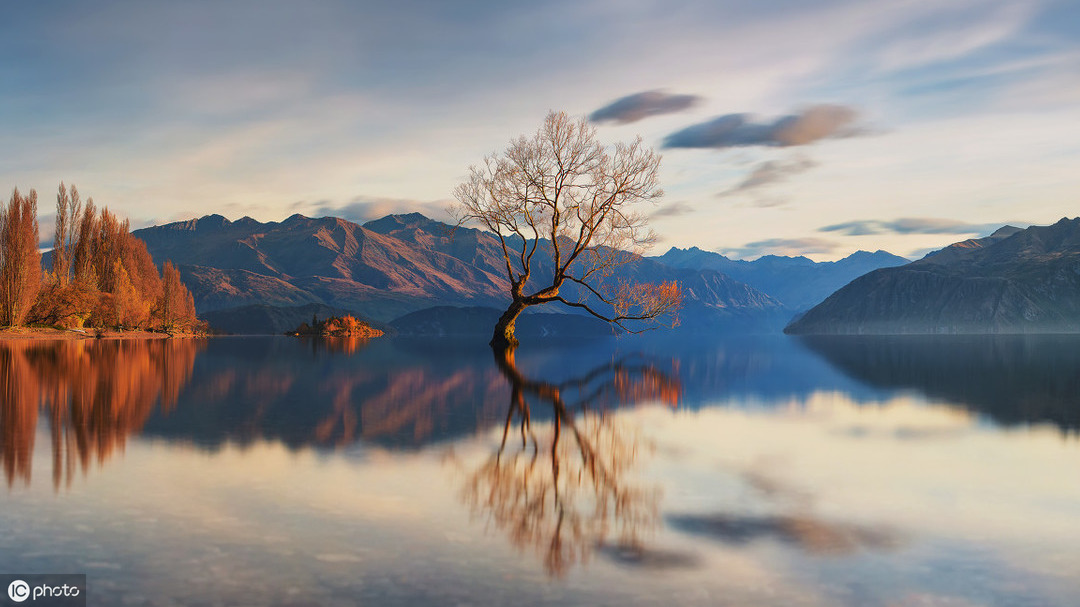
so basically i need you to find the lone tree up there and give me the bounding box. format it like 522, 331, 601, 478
452, 111, 681, 349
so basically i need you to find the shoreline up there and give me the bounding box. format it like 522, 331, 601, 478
0, 327, 205, 341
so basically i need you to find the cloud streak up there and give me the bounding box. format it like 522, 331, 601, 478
590, 90, 702, 124
719, 155, 817, 197
819, 217, 1014, 236
650, 200, 695, 219
664, 105, 861, 149
875, 3, 1035, 72
725, 237, 840, 259
308, 195, 454, 224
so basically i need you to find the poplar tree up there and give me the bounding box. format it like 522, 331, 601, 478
53, 183, 82, 286
0, 189, 42, 326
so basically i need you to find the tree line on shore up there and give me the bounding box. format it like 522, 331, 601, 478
0, 183, 200, 332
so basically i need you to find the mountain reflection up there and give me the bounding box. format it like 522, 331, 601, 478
0, 339, 202, 489
7, 333, 1074, 493
148, 338, 511, 449
456, 346, 681, 577
133, 336, 872, 451
800, 335, 1080, 433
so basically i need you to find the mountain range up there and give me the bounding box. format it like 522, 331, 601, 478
134, 212, 1080, 336
655, 247, 909, 311
134, 213, 803, 334
134, 213, 506, 321
786, 219, 1080, 334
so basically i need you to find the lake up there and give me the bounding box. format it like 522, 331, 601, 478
1, 334, 1077, 606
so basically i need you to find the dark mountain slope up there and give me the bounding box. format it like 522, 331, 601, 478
785, 219, 1080, 334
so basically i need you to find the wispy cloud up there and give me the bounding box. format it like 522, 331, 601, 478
1, 0, 1076, 265
650, 200, 695, 219
664, 105, 861, 149
725, 237, 840, 259
719, 155, 817, 198
875, 3, 1035, 72
743, 196, 790, 209
308, 196, 454, 224
819, 217, 1015, 236
905, 246, 941, 260
590, 90, 702, 124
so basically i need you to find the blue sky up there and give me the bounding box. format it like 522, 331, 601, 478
2, 0, 1078, 260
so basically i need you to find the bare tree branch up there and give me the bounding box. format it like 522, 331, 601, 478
450, 111, 678, 347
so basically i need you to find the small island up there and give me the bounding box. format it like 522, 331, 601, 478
288, 314, 384, 338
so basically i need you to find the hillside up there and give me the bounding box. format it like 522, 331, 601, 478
785, 219, 1080, 334
135, 212, 785, 332
656, 247, 908, 310
134, 213, 508, 320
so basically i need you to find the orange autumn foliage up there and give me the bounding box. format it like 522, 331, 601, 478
0, 189, 42, 326
16, 183, 201, 332
291, 314, 383, 338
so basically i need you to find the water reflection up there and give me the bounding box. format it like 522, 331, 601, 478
0, 335, 1077, 604
5, 333, 1077, 492
0, 339, 202, 489
668, 513, 901, 556
301, 335, 377, 356
800, 335, 1080, 433
146, 338, 510, 450
456, 345, 681, 577
6, 334, 1076, 493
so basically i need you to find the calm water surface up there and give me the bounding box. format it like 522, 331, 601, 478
0, 334, 1077, 606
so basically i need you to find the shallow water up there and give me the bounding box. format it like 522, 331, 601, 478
0, 334, 1077, 606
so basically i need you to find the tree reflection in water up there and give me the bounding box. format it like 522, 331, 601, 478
0, 339, 202, 490
301, 335, 376, 357
459, 345, 681, 577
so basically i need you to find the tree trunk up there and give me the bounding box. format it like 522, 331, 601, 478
491, 300, 527, 349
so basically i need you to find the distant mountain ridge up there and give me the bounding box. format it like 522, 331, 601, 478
134, 212, 785, 332
916, 225, 1024, 266
655, 246, 909, 310
786, 218, 1080, 334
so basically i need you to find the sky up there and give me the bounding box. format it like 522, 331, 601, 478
1, 0, 1078, 261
